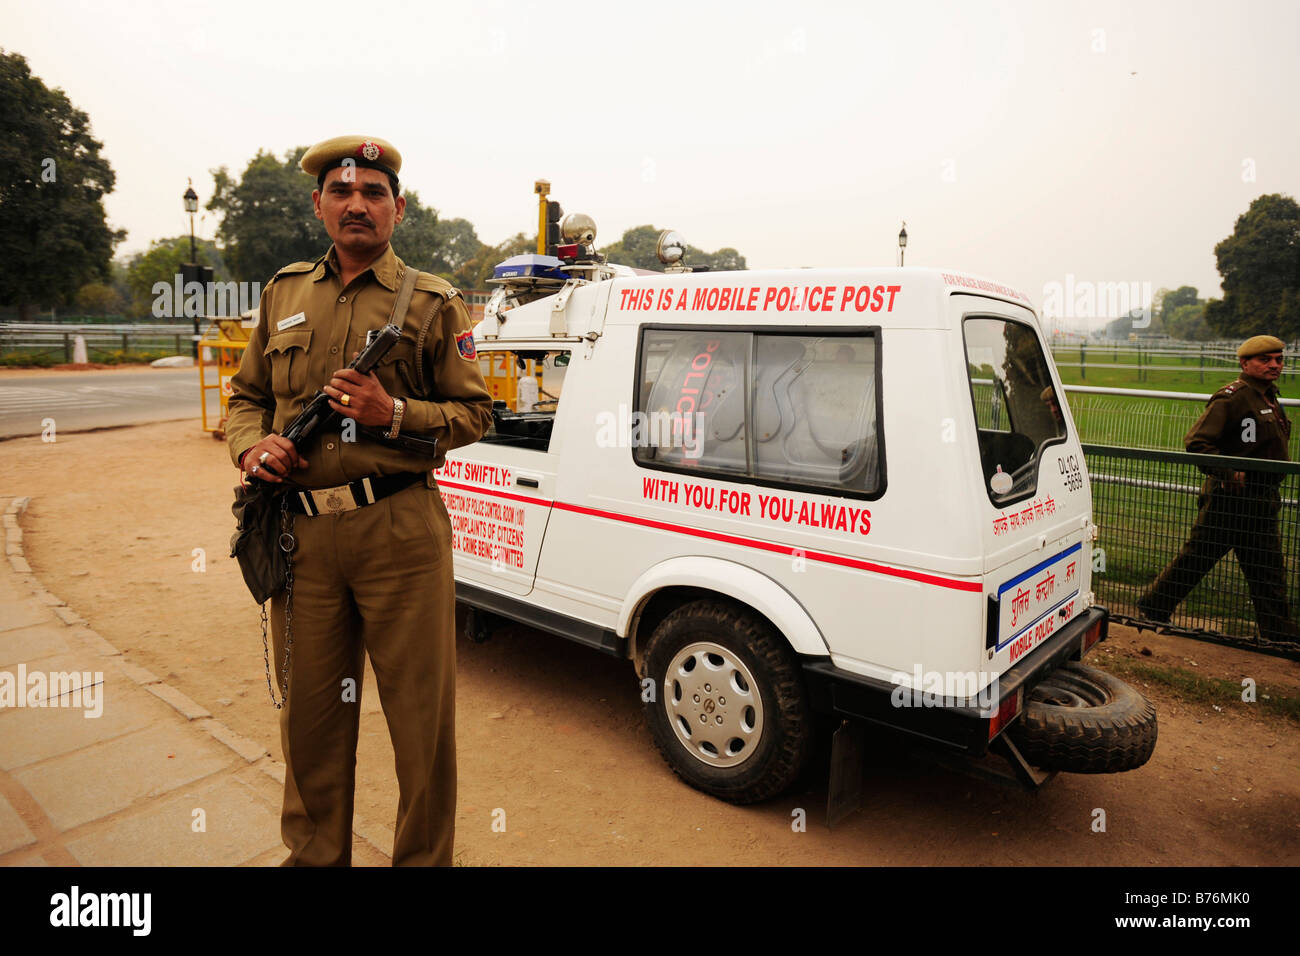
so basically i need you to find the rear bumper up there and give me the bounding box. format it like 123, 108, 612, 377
802, 605, 1109, 756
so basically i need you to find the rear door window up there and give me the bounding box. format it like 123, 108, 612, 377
963, 317, 1065, 505
636, 328, 883, 497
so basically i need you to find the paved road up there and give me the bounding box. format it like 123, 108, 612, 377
0, 369, 220, 439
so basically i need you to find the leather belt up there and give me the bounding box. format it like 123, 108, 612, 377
287, 472, 425, 517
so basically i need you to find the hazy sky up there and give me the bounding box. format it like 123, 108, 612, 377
5, 0, 1298, 325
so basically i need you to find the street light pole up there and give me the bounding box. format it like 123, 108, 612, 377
183, 181, 200, 358
898, 221, 908, 267
183, 180, 198, 263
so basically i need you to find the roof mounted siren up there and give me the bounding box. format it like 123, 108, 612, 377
555, 210, 615, 284
558, 212, 600, 263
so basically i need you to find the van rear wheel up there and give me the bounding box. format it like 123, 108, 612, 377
642, 599, 812, 804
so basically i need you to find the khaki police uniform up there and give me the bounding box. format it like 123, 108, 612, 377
227, 241, 492, 865
1138, 359, 1295, 642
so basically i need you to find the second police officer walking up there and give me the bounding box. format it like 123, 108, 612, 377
1137, 335, 1298, 644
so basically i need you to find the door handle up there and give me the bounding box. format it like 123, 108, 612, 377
516, 476, 540, 488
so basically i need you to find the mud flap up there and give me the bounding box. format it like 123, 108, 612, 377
826, 719, 865, 828
464, 606, 504, 644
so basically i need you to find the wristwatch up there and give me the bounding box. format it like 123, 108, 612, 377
386, 397, 405, 439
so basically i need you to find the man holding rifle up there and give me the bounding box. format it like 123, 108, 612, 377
227, 134, 493, 866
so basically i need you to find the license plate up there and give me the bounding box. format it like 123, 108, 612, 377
995, 543, 1083, 659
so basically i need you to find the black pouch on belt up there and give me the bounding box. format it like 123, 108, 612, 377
230, 483, 289, 605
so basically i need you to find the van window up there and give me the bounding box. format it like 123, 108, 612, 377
477, 348, 569, 452
963, 318, 1065, 504
636, 328, 882, 496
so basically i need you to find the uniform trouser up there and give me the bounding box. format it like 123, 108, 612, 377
1140, 486, 1295, 642
269, 479, 456, 866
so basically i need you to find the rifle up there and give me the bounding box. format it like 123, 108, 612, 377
248, 323, 436, 488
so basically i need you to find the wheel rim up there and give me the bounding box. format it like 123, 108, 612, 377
1029, 671, 1111, 708
664, 641, 764, 768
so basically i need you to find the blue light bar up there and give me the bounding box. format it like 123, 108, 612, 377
492, 254, 570, 281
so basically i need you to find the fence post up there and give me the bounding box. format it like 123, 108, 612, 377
63, 333, 71, 363
1080, 343, 1086, 380
1199, 345, 1204, 384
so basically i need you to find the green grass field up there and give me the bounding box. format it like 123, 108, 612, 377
1051, 348, 1300, 457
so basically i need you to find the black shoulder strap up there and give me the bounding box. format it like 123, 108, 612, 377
389, 266, 420, 326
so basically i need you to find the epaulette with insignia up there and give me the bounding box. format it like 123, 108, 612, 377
266, 259, 320, 288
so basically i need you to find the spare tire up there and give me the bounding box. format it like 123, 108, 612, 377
1007, 662, 1157, 773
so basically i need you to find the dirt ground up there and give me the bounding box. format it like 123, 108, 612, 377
2, 418, 1298, 866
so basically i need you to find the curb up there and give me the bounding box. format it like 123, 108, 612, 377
3, 495, 393, 863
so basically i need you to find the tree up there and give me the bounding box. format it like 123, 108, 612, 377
458, 232, 535, 290
601, 225, 664, 271
694, 246, 747, 272
124, 237, 230, 317
1165, 302, 1214, 341
427, 217, 484, 280
108, 258, 132, 309
73, 282, 125, 317
1159, 285, 1198, 326
0, 51, 125, 319
388, 188, 440, 271
602, 225, 748, 272
207, 147, 326, 284
1204, 193, 1300, 339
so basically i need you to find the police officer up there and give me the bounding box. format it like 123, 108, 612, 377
1137, 335, 1296, 643
226, 135, 493, 865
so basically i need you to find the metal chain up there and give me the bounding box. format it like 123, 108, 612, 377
261, 496, 297, 709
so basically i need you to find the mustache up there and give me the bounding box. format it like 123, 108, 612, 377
340, 215, 374, 227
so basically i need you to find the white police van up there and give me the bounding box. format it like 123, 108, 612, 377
437, 223, 1156, 805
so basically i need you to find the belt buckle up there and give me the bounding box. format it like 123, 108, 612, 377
310, 484, 358, 514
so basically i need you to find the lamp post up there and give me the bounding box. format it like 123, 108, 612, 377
183, 181, 199, 263
183, 181, 200, 357
898, 222, 908, 267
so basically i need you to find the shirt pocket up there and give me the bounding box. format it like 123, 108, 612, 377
375, 336, 421, 398
263, 328, 313, 398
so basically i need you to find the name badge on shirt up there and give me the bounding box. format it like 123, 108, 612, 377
277, 312, 307, 331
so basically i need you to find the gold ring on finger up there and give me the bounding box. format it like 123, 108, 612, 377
340, 393, 351, 407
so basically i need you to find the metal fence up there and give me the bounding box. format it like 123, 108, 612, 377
1085, 443, 1300, 658
1052, 341, 1300, 384
0, 323, 195, 362
1063, 385, 1300, 459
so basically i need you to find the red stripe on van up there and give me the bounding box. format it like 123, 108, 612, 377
435, 477, 982, 593
435, 478, 550, 508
